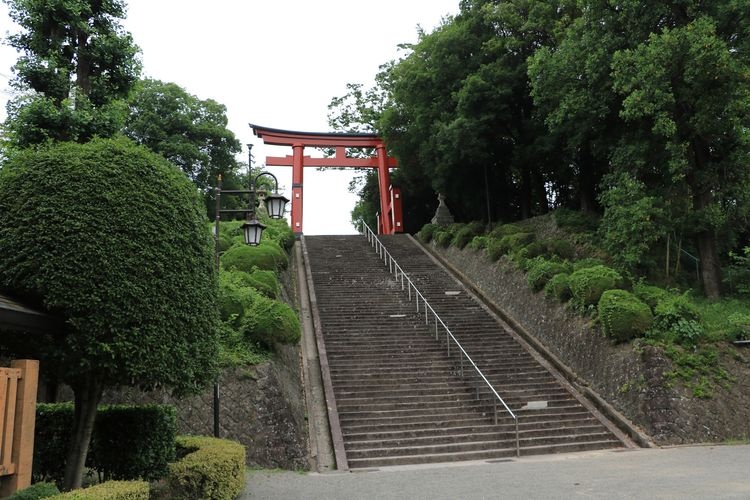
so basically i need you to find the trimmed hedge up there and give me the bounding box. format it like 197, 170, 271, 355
54, 481, 149, 500
568, 265, 623, 307
545, 273, 572, 302
221, 241, 288, 272
223, 269, 280, 299
452, 223, 484, 249
90, 405, 176, 481
467, 235, 489, 250
6, 482, 59, 499
598, 289, 653, 342
167, 436, 246, 500
33, 403, 176, 485
526, 258, 571, 292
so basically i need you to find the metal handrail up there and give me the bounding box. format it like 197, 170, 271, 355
359, 222, 520, 457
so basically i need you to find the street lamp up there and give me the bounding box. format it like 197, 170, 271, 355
241, 170, 289, 246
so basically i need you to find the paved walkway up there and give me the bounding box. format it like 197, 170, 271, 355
243, 445, 750, 499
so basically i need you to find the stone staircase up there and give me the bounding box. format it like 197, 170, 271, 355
304, 234, 628, 469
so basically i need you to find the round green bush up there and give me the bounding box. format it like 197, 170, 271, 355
263, 218, 295, 251
433, 230, 454, 248
242, 296, 301, 347
221, 241, 288, 271
544, 273, 572, 302
598, 289, 653, 342
633, 282, 669, 310
500, 232, 536, 253
568, 265, 623, 307
527, 259, 571, 292
545, 238, 575, 260
223, 269, 280, 299
519, 240, 547, 260
418, 223, 439, 243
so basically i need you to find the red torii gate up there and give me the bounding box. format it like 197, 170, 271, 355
250, 124, 403, 235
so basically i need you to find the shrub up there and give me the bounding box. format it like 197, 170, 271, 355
568, 265, 623, 307
485, 238, 506, 261
651, 293, 704, 345
221, 241, 288, 271
263, 218, 295, 251
545, 238, 575, 260
433, 230, 454, 248
90, 405, 176, 481
545, 273, 572, 302
572, 258, 606, 271
223, 269, 280, 299
500, 232, 535, 252
518, 241, 547, 260
489, 223, 524, 238
526, 258, 571, 292
452, 222, 484, 249
54, 481, 149, 499
34, 403, 177, 486
418, 223, 439, 243
598, 290, 654, 342
467, 236, 489, 250
242, 295, 301, 347
728, 313, 750, 341
167, 436, 246, 500
218, 274, 257, 326
633, 282, 670, 310
6, 482, 60, 499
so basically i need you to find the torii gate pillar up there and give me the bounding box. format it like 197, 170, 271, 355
252, 124, 403, 235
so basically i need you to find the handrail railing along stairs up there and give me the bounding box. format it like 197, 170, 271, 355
359, 222, 520, 457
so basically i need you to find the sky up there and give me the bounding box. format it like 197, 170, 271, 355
0, 0, 459, 234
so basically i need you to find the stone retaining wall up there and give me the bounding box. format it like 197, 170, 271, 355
428, 242, 750, 444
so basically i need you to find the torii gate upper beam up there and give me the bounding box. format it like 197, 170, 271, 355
250, 124, 402, 235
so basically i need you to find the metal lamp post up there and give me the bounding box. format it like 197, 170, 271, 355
211, 144, 289, 437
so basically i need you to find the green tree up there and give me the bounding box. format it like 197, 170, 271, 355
611, 16, 750, 298
0, 137, 220, 490
2, 0, 141, 147
124, 79, 242, 204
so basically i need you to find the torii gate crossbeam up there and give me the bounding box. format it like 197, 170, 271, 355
250, 124, 403, 235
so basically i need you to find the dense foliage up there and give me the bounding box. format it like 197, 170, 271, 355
34, 403, 177, 485
0, 138, 219, 489
3, 0, 141, 146
330, 0, 750, 299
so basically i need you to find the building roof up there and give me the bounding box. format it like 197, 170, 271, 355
0, 293, 59, 334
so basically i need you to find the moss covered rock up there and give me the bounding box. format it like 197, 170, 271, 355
598, 289, 653, 342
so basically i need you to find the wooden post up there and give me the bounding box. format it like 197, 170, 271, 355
0, 360, 39, 497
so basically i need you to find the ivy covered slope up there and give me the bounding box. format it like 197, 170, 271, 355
420, 212, 750, 399
216, 218, 299, 366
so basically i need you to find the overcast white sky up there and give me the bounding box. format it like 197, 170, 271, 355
0, 1, 458, 234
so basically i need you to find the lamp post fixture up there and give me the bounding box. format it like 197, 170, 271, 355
211, 144, 289, 437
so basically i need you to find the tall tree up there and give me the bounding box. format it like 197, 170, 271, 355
2, 0, 141, 147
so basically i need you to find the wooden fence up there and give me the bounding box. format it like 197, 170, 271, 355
0, 360, 39, 497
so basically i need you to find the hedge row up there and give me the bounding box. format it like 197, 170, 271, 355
54, 481, 149, 500
167, 436, 246, 500
34, 404, 176, 485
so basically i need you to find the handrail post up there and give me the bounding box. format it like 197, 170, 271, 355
516, 419, 520, 457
